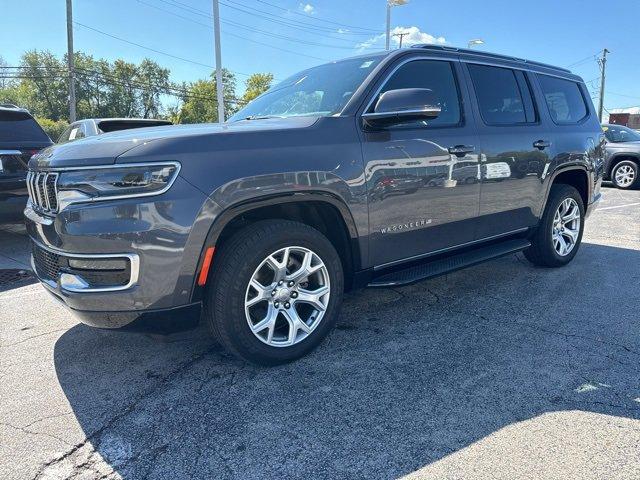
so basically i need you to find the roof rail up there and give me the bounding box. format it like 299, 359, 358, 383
410, 44, 572, 73
0, 103, 20, 109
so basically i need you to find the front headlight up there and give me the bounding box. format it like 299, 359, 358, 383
56, 162, 180, 210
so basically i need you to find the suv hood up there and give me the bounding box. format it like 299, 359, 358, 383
29, 116, 319, 169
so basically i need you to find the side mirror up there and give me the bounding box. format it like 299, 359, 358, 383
362, 88, 441, 128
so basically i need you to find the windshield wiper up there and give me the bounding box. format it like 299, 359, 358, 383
244, 115, 284, 121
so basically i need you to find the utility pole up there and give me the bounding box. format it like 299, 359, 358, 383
66, 0, 76, 122
393, 32, 409, 49
597, 48, 610, 123
212, 0, 225, 123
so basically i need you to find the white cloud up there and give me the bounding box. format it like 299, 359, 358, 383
299, 3, 315, 14
337, 28, 350, 34
356, 26, 446, 50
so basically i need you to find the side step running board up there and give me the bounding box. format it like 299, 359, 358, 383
368, 238, 531, 288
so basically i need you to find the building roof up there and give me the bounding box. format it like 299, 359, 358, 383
609, 107, 640, 115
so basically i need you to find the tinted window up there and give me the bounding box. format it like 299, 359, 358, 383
376, 60, 461, 127
538, 75, 588, 124
468, 64, 531, 125
0, 110, 50, 142
604, 124, 640, 143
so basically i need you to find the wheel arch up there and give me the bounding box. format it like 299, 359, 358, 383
191, 191, 362, 301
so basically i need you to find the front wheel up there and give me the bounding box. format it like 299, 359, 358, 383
204, 220, 344, 365
524, 184, 585, 267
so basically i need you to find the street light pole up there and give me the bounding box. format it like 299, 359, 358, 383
66, 0, 76, 122
212, 0, 225, 123
385, 3, 391, 50
386, 0, 408, 51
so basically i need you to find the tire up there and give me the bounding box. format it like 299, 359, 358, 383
524, 184, 585, 267
611, 160, 639, 189
204, 219, 344, 365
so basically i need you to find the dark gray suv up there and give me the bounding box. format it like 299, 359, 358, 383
25, 46, 604, 364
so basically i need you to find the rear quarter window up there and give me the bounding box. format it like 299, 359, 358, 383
537, 75, 588, 124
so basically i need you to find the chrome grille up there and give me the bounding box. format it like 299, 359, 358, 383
26, 171, 58, 213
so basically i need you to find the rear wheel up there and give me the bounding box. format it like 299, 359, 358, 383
524, 184, 585, 267
611, 160, 638, 189
204, 220, 343, 365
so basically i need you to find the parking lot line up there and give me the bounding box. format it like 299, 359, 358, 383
597, 202, 640, 211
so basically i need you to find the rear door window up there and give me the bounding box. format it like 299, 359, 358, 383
537, 75, 588, 124
467, 64, 536, 125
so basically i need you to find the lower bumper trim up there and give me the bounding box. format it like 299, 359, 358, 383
56, 297, 202, 334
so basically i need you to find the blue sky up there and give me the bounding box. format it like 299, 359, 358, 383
2, 0, 638, 111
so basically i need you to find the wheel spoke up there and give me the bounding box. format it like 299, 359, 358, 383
287, 251, 323, 283
563, 227, 578, 243
266, 247, 290, 281
562, 206, 580, 223
295, 285, 329, 311
557, 234, 568, 255
250, 304, 277, 333
246, 279, 271, 307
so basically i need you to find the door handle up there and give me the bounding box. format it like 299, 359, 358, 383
533, 140, 551, 150
448, 145, 475, 157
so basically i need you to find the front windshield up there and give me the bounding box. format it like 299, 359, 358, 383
229, 55, 384, 121
604, 124, 640, 143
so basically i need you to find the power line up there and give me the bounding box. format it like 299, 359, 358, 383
566, 52, 599, 69
137, 0, 373, 52
248, 0, 382, 33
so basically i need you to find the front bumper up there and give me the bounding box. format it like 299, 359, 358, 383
24, 175, 214, 331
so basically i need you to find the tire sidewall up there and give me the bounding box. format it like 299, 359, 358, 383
209, 222, 343, 364
611, 160, 639, 189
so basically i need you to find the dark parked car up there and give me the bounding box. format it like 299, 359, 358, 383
57, 118, 172, 143
602, 123, 640, 189
0, 105, 52, 223
25, 46, 603, 364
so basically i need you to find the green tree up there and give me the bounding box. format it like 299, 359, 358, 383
241, 72, 273, 105
174, 69, 237, 124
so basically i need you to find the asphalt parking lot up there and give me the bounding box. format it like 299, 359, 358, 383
1, 185, 639, 480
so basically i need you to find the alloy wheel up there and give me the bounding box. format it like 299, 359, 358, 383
244, 246, 330, 347
614, 164, 635, 188
551, 197, 581, 256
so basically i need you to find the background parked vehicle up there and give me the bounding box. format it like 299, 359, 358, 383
602, 123, 640, 189
57, 118, 173, 144
0, 105, 52, 223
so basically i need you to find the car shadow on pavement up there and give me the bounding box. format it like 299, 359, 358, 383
52, 243, 640, 479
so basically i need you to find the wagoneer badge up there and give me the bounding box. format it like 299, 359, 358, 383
381, 219, 432, 234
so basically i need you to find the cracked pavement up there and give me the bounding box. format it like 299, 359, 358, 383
1, 185, 639, 479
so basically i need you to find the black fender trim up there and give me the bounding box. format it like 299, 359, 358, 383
191, 191, 362, 301
540, 164, 590, 216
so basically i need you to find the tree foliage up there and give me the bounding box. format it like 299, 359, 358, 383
241, 73, 274, 104
170, 69, 237, 124
0, 50, 267, 125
